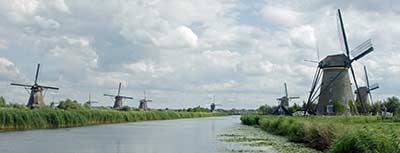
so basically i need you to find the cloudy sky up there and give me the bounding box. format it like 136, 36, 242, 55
0, 0, 399, 109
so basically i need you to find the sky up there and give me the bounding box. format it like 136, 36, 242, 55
0, 0, 399, 109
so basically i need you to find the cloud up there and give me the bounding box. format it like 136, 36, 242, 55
154, 26, 198, 49
261, 5, 302, 26
0, 0, 398, 109
0, 57, 21, 81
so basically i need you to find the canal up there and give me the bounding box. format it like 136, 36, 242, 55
0, 116, 318, 153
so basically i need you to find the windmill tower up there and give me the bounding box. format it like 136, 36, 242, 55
305, 9, 374, 115
139, 91, 152, 111
104, 82, 133, 109
10, 64, 59, 108
85, 92, 99, 107
210, 95, 222, 112
273, 82, 299, 115
355, 66, 379, 114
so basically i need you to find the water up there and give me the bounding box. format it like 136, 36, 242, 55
0, 116, 240, 153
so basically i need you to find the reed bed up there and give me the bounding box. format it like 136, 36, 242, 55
0, 107, 226, 131
241, 114, 400, 152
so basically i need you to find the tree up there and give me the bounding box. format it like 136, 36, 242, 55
334, 101, 347, 114
288, 103, 302, 113
57, 99, 82, 110
0, 96, 6, 107
258, 104, 273, 115
384, 96, 400, 113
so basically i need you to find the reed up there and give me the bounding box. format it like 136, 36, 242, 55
0, 107, 226, 131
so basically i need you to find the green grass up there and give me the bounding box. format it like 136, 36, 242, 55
240, 114, 400, 152
0, 107, 226, 131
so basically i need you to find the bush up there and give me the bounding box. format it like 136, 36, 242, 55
57, 99, 82, 110
240, 114, 260, 125
330, 129, 400, 153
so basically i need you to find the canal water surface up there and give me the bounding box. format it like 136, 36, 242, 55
0, 116, 318, 153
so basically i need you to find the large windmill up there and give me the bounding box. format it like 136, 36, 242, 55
273, 83, 299, 115
104, 82, 133, 109
304, 9, 374, 115
85, 92, 99, 107
210, 95, 222, 112
138, 91, 152, 111
355, 66, 379, 114
10, 64, 59, 108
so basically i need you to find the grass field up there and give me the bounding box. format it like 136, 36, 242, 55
0, 107, 226, 131
241, 114, 400, 153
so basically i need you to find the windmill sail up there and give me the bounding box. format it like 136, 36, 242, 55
351, 39, 374, 61
337, 9, 349, 55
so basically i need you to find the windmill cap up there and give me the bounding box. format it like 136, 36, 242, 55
319, 54, 350, 68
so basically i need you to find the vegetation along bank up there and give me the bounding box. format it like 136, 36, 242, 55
241, 114, 400, 153
0, 98, 227, 131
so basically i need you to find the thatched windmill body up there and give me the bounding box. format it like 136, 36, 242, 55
273, 83, 299, 115
85, 92, 99, 107
10, 64, 59, 108
104, 82, 133, 109
210, 95, 222, 112
305, 9, 374, 115
139, 91, 152, 111
355, 66, 379, 113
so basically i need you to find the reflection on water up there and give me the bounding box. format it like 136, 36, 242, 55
0, 116, 240, 153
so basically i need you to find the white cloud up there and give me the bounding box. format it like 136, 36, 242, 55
261, 5, 302, 26
0, 57, 21, 80
154, 26, 198, 49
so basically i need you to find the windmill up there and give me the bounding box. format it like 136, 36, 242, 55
138, 91, 152, 111
304, 9, 374, 115
273, 82, 299, 115
355, 66, 379, 114
210, 95, 222, 112
49, 96, 58, 108
10, 64, 59, 108
104, 82, 133, 109
85, 92, 99, 107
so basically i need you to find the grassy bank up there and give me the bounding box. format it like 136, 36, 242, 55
0, 107, 226, 131
241, 114, 400, 152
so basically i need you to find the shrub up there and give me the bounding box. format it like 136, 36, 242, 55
240, 114, 260, 125
330, 129, 400, 153
57, 99, 82, 110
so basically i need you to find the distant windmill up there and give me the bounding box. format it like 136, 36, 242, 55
304, 9, 374, 115
138, 91, 152, 111
210, 95, 222, 112
104, 82, 133, 109
355, 66, 379, 114
85, 92, 99, 107
273, 83, 299, 115
10, 64, 59, 108
49, 96, 58, 108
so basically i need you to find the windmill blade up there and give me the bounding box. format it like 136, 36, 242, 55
104, 94, 117, 97
120, 96, 133, 99
10, 83, 32, 87
369, 92, 374, 105
369, 83, 379, 91
88, 101, 99, 103
35, 64, 40, 84
284, 83, 288, 97
337, 9, 350, 56
351, 39, 374, 61
276, 98, 282, 101
39, 85, 59, 90
117, 82, 121, 96
364, 65, 370, 88
350, 65, 365, 110
146, 100, 152, 102
289, 96, 300, 99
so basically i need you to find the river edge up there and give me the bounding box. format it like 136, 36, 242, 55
218, 124, 321, 153
0, 108, 228, 132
